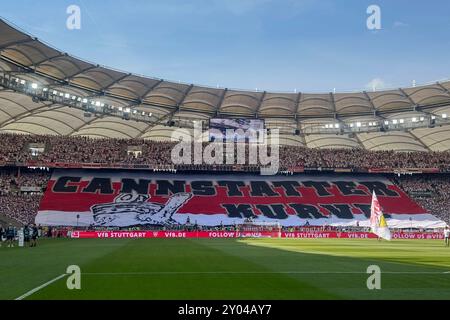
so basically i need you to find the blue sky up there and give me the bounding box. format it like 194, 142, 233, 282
2, 0, 450, 92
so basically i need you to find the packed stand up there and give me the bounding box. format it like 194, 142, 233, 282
0, 169, 50, 224
395, 174, 450, 224
0, 133, 449, 171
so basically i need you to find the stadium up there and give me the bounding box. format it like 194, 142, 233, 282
0, 3, 450, 303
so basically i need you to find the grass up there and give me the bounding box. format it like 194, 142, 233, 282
1, 238, 450, 300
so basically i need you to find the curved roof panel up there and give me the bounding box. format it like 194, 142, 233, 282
0, 18, 449, 151
357, 131, 428, 152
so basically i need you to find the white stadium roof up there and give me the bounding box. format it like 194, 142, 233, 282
0, 18, 450, 151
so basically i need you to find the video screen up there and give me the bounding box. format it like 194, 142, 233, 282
209, 118, 265, 142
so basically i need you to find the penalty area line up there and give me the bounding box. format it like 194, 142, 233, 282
15, 274, 67, 301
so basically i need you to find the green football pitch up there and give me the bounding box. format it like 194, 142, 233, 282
1, 238, 450, 300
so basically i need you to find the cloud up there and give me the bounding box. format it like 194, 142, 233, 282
366, 78, 386, 91
393, 21, 409, 28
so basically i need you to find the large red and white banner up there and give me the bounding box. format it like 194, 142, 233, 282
36, 170, 445, 228
70, 230, 445, 240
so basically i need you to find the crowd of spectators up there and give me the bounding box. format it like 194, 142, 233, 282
0, 169, 50, 194
0, 133, 449, 171
0, 194, 41, 225
395, 174, 450, 224
0, 134, 173, 167
0, 169, 50, 224
0, 132, 449, 226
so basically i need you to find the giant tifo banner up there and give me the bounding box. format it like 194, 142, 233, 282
36, 170, 446, 228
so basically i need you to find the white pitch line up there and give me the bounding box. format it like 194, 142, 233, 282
81, 271, 450, 275
15, 274, 67, 301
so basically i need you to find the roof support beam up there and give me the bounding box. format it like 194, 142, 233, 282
214, 88, 227, 117
255, 91, 267, 117
329, 92, 348, 126
295, 117, 307, 146
398, 88, 434, 117
177, 84, 194, 110
0, 103, 56, 127
408, 130, 432, 152
4, 103, 63, 124
65, 65, 99, 83
294, 92, 302, 118
69, 116, 102, 135
436, 82, 450, 98
153, 108, 179, 128
135, 123, 154, 139
100, 73, 132, 92
0, 37, 37, 50
121, 79, 165, 110
427, 137, 450, 149
329, 92, 337, 114
352, 133, 366, 149
399, 88, 418, 109
1, 47, 36, 67
80, 73, 134, 103
139, 79, 164, 101
159, 84, 195, 126
0, 120, 61, 135
363, 91, 385, 119
32, 53, 68, 69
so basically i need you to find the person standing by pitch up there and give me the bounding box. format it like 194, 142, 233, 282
6, 224, 15, 247
444, 226, 450, 247
30, 224, 39, 247
23, 225, 30, 247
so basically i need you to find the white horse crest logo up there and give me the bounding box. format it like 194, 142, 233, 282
91, 192, 192, 227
